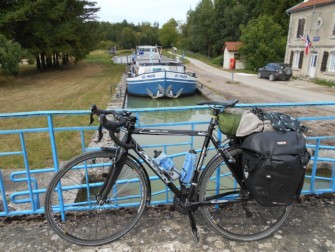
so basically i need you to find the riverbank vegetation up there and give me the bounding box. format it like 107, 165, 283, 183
0, 51, 124, 169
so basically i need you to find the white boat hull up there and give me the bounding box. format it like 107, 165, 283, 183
126, 71, 197, 98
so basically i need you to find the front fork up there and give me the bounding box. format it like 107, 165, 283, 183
96, 147, 128, 205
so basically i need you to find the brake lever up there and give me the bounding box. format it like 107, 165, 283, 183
89, 104, 97, 125
89, 112, 94, 125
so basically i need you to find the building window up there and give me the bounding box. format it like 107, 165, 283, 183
331, 16, 335, 38
296, 18, 305, 38
320, 51, 329, 72
293, 50, 303, 69
329, 51, 335, 72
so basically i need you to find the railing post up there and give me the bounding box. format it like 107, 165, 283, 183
20, 132, 40, 211
48, 114, 60, 172
332, 162, 335, 192
0, 169, 9, 215
310, 139, 321, 194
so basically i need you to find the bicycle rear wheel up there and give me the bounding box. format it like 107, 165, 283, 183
44, 149, 148, 246
199, 148, 292, 241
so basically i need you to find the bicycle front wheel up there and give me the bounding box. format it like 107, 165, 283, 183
44, 149, 148, 246
199, 148, 292, 241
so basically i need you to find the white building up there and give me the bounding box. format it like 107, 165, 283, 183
222, 42, 245, 70
285, 0, 335, 81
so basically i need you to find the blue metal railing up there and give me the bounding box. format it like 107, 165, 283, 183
0, 102, 334, 216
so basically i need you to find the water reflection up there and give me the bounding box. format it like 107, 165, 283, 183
126, 94, 206, 109
126, 94, 209, 124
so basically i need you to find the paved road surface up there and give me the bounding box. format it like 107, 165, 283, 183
186, 58, 335, 103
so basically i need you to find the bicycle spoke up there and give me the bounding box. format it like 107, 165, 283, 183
45, 150, 148, 246
199, 149, 291, 241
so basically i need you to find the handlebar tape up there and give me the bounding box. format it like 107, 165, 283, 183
99, 114, 135, 150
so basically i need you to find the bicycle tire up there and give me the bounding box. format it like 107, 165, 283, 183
198, 147, 292, 241
44, 149, 148, 246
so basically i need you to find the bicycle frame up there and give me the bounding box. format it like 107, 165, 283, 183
103, 108, 242, 207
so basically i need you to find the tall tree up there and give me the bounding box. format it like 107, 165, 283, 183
239, 15, 287, 70
212, 0, 248, 54
137, 22, 159, 46
0, 0, 100, 70
158, 18, 179, 48
187, 0, 215, 56
120, 27, 137, 49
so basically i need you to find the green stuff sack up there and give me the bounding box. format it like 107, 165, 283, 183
218, 112, 242, 136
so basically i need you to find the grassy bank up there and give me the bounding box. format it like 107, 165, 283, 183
0, 50, 125, 169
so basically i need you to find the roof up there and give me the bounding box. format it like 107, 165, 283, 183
287, 0, 335, 14
223, 42, 243, 52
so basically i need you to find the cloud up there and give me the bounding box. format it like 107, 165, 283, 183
95, 0, 199, 26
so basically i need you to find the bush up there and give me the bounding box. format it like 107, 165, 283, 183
212, 55, 223, 66
96, 40, 120, 51
0, 34, 26, 76
312, 78, 335, 87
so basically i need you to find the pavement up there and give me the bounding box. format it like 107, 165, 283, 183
1, 194, 335, 252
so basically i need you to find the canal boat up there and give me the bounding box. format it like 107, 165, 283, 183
126, 45, 197, 99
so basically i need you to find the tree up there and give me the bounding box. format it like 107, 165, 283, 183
136, 22, 159, 46
256, 0, 302, 30
0, 0, 100, 70
186, 0, 214, 56
177, 20, 192, 50
0, 34, 26, 76
239, 15, 287, 70
212, 0, 248, 55
158, 18, 179, 48
120, 27, 137, 49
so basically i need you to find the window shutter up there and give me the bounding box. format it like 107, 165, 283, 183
320, 51, 329, 72
298, 51, 304, 69
290, 51, 294, 66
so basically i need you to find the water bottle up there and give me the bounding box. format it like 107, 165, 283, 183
180, 150, 197, 185
153, 150, 180, 180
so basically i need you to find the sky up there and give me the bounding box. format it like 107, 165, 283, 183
94, 0, 200, 26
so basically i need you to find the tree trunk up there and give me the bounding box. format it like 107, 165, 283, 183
41, 52, 46, 70
36, 54, 41, 70
46, 56, 52, 68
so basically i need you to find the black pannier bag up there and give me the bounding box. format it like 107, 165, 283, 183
241, 131, 310, 207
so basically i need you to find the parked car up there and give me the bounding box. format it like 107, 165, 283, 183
258, 63, 292, 81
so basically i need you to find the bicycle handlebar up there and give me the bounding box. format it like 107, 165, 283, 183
90, 105, 136, 149
90, 100, 239, 150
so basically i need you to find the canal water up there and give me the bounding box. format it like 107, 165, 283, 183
126, 93, 212, 161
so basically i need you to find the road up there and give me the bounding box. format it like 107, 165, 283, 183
185, 57, 335, 103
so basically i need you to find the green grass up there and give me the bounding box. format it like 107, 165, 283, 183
312, 78, 335, 87
0, 50, 125, 169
